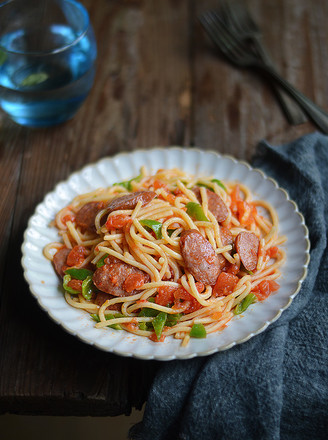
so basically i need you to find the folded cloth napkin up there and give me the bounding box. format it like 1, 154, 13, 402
130, 132, 328, 440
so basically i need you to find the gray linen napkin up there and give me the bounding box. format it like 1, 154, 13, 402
130, 132, 328, 440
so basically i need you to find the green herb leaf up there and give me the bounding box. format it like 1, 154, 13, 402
21, 72, 49, 86
0, 50, 7, 66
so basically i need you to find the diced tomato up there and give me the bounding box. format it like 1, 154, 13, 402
267, 246, 279, 258
158, 191, 176, 205
156, 284, 203, 313
106, 214, 131, 230
253, 280, 280, 301
213, 272, 239, 297
223, 262, 240, 275
173, 287, 202, 314
66, 245, 87, 267
237, 200, 257, 227
195, 282, 205, 293
123, 273, 146, 293
124, 318, 139, 332
230, 185, 257, 227
230, 185, 241, 216
153, 179, 176, 204
153, 179, 168, 190
62, 213, 76, 225
155, 286, 176, 306
67, 279, 83, 292
165, 193, 176, 205
149, 332, 166, 342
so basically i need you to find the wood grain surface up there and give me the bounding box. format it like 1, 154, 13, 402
0, 0, 327, 416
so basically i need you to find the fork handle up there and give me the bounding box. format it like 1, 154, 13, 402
259, 63, 328, 134
254, 41, 308, 125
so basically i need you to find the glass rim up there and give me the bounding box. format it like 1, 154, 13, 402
0, 0, 91, 56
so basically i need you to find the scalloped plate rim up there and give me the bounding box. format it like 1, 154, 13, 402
21, 147, 310, 361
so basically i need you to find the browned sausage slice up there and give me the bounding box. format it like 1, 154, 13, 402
193, 187, 228, 223
93, 259, 150, 297
107, 191, 156, 214
94, 292, 122, 310
180, 229, 223, 285
220, 226, 233, 247
235, 231, 260, 272
53, 247, 70, 278
75, 201, 105, 233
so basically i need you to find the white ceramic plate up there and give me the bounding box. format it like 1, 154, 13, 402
21, 148, 310, 360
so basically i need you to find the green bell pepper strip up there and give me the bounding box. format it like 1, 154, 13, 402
197, 179, 227, 192
140, 219, 163, 239
96, 254, 109, 268
90, 313, 123, 330
104, 314, 123, 330
211, 179, 227, 191
165, 313, 182, 327
63, 274, 80, 294
64, 267, 93, 280
113, 174, 142, 191
233, 293, 257, 315
186, 202, 209, 222
138, 322, 148, 331
90, 314, 100, 322
152, 312, 167, 340
81, 276, 93, 300
139, 306, 159, 318
190, 323, 207, 338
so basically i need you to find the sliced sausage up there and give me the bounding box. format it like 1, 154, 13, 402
107, 191, 156, 214
94, 292, 121, 311
75, 201, 105, 233
92, 258, 150, 297
235, 231, 260, 272
52, 247, 70, 278
220, 226, 233, 247
193, 187, 228, 223
180, 229, 224, 285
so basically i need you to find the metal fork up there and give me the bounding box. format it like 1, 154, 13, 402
219, 0, 307, 125
199, 9, 328, 133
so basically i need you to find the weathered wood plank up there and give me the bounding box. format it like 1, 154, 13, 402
192, 0, 328, 160
0, 0, 190, 415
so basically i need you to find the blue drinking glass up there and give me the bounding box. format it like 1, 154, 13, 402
0, 0, 97, 127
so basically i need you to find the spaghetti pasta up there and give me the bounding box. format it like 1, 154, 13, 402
44, 168, 286, 345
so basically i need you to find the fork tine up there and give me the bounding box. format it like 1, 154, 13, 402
199, 11, 252, 66
220, 0, 259, 36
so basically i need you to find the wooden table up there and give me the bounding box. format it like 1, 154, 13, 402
0, 0, 326, 416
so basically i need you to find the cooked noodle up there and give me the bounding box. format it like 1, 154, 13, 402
44, 168, 286, 345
